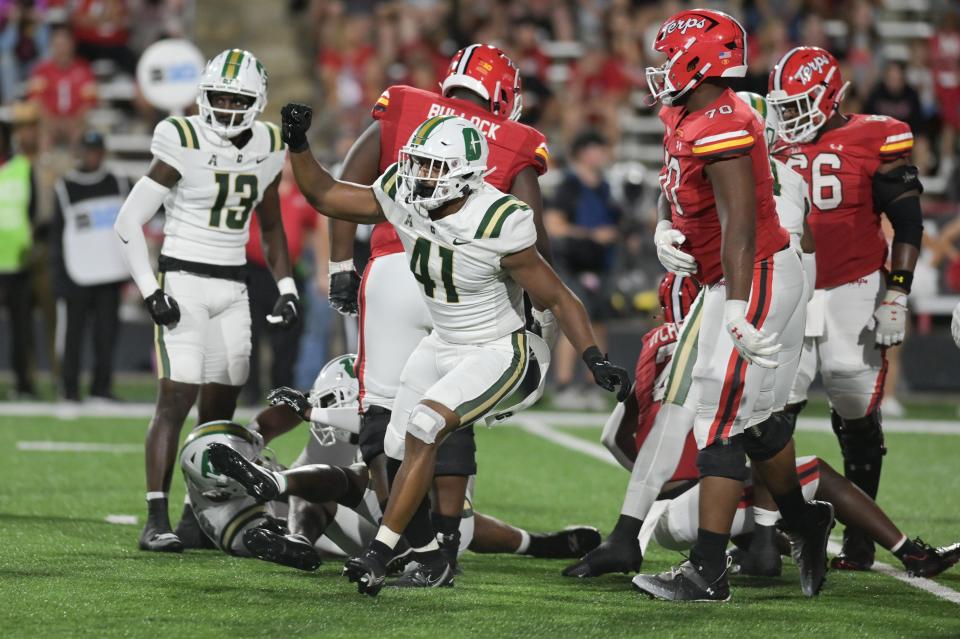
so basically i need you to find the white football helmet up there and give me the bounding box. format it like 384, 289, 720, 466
308, 354, 359, 446
179, 421, 264, 501
736, 91, 780, 151
197, 48, 267, 138
397, 116, 491, 213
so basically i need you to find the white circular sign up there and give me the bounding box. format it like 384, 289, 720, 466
136, 39, 206, 112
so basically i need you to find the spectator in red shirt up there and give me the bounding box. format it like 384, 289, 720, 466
27, 25, 96, 149
243, 159, 322, 404
70, 0, 137, 74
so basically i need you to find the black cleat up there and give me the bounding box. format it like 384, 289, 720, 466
632, 560, 730, 602
438, 531, 462, 575
562, 537, 642, 578
899, 539, 960, 578
138, 525, 184, 553
242, 527, 321, 571
785, 500, 835, 597
389, 557, 454, 589
206, 442, 283, 501
385, 539, 414, 576
344, 549, 389, 597
830, 527, 875, 571
529, 526, 603, 559
728, 525, 783, 577
174, 503, 215, 550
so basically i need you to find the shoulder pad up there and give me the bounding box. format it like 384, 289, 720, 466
473, 194, 530, 240
157, 116, 200, 150
377, 163, 401, 202
372, 85, 416, 121
260, 121, 286, 153
687, 104, 759, 160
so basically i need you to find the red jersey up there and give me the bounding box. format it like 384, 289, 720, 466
633, 323, 699, 483
368, 85, 549, 257
659, 88, 788, 285
28, 59, 96, 117
247, 183, 317, 267
773, 114, 914, 289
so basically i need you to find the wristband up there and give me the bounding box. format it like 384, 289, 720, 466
886, 270, 913, 294
329, 260, 356, 274
277, 277, 298, 298
581, 345, 603, 366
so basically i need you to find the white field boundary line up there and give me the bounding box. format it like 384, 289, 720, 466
1, 404, 959, 435
16, 441, 142, 453
513, 414, 960, 607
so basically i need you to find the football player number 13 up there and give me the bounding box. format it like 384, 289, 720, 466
209, 173, 258, 229
410, 237, 459, 303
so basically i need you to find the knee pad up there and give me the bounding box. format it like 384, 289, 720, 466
407, 403, 447, 445
697, 436, 749, 481
744, 412, 796, 462
831, 409, 886, 467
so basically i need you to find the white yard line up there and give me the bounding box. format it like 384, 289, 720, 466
16, 441, 142, 453
515, 415, 960, 607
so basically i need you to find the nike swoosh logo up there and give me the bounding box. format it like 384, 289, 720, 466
256, 157, 267, 164
452, 239, 470, 245
119, 236, 129, 244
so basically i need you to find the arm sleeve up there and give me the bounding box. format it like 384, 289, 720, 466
114, 176, 170, 298
149, 119, 187, 175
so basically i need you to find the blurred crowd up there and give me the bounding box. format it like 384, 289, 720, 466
2, 0, 960, 401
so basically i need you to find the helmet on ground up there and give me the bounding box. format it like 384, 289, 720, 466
179, 421, 263, 501
308, 354, 359, 446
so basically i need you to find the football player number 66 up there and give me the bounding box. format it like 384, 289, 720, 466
787, 153, 842, 210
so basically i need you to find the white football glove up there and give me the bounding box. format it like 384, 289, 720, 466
531, 307, 559, 350
724, 299, 781, 369
867, 290, 908, 347
654, 220, 697, 275
952, 302, 960, 349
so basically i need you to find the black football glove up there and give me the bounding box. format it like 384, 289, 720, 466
145, 288, 180, 326
267, 386, 311, 421
582, 346, 631, 402
329, 270, 361, 316
280, 102, 312, 153
266, 293, 300, 329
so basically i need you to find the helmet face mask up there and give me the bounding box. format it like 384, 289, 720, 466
397, 116, 489, 214
180, 422, 263, 501
308, 354, 359, 447
197, 49, 267, 138
767, 46, 849, 144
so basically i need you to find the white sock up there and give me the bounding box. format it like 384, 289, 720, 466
413, 539, 440, 553
890, 535, 908, 553
514, 529, 531, 554
146, 491, 167, 502
754, 507, 780, 528
375, 526, 402, 549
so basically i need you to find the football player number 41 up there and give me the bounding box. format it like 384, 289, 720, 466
209, 173, 258, 229
410, 237, 459, 303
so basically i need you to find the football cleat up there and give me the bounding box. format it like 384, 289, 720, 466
242, 527, 321, 571
830, 528, 875, 571
438, 531, 462, 575
632, 559, 731, 602
728, 525, 783, 577
899, 539, 960, 578
784, 500, 835, 597
206, 442, 283, 501
530, 526, 603, 559
385, 538, 414, 576
174, 504, 216, 550
344, 549, 389, 597
389, 557, 454, 589
562, 538, 642, 578
138, 526, 184, 553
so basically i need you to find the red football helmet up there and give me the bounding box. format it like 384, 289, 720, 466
645, 9, 748, 106
767, 46, 850, 143
658, 273, 701, 325
442, 44, 523, 121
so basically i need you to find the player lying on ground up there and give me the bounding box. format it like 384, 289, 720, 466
114, 48, 299, 552
281, 109, 629, 595
189, 354, 601, 571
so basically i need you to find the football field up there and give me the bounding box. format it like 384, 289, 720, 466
2, 407, 959, 638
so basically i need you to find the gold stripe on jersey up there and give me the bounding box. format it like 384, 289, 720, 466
879, 139, 913, 154
381, 164, 400, 201
692, 134, 755, 156
456, 332, 528, 424
663, 291, 704, 406
264, 122, 284, 152
165, 117, 198, 149
219, 503, 267, 553
182, 421, 260, 447
475, 195, 527, 239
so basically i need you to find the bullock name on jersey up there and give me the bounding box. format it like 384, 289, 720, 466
658, 88, 788, 284
368, 85, 548, 257
150, 115, 286, 266
773, 114, 914, 289
372, 163, 537, 345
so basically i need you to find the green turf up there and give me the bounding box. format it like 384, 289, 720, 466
1, 415, 958, 638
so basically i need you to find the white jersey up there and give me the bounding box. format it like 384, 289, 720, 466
150, 115, 286, 266
771, 157, 809, 246
372, 164, 537, 345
